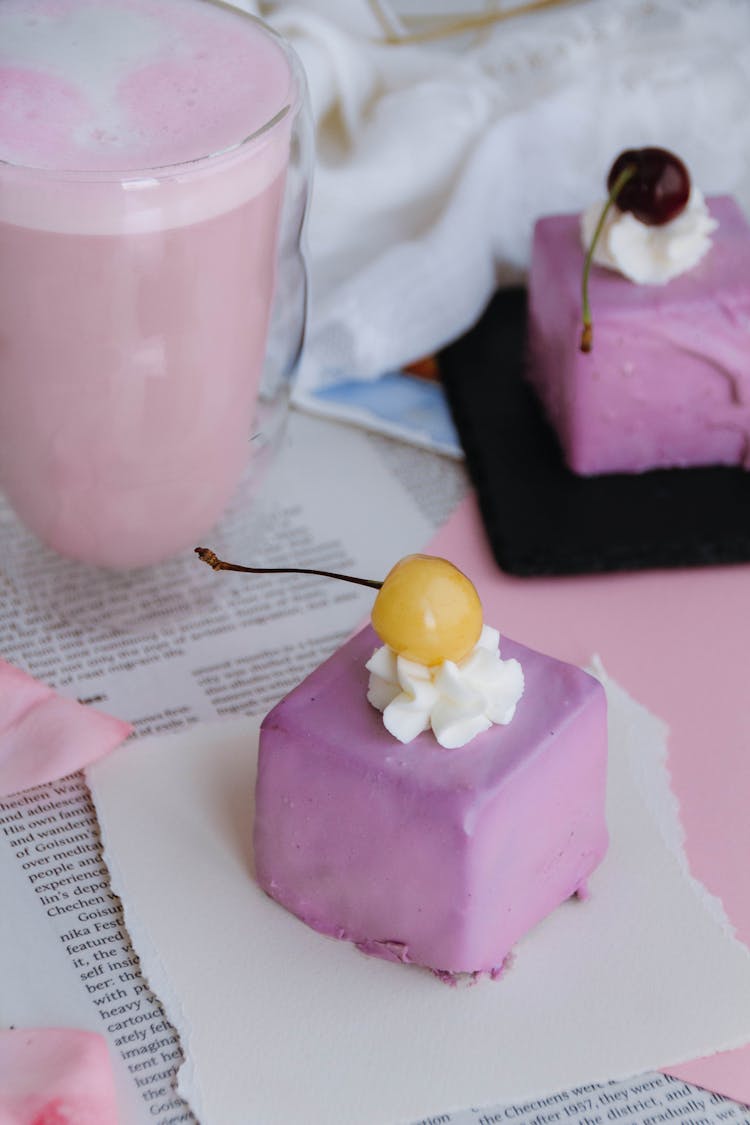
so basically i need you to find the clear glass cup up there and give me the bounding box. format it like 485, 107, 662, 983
0, 2, 311, 569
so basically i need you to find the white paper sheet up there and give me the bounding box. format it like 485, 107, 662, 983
88, 669, 750, 1125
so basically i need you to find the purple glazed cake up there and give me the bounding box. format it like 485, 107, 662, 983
254, 607, 608, 977
527, 175, 750, 476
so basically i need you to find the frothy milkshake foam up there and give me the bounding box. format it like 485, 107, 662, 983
0, 0, 301, 567
0, 0, 293, 172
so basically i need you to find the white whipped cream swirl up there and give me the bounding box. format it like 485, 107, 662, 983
366, 625, 524, 750
580, 187, 717, 285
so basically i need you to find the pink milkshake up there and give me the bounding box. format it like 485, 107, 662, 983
0, 0, 306, 567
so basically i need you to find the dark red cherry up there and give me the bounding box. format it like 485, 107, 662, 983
580, 146, 691, 351
607, 147, 690, 227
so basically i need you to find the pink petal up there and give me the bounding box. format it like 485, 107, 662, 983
0, 1028, 118, 1124
0, 661, 131, 797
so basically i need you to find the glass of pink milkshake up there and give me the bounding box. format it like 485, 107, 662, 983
0, 0, 310, 567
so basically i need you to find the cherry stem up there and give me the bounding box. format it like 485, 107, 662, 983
195, 547, 383, 590
580, 163, 637, 353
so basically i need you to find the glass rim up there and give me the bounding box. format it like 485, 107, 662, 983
0, 0, 306, 184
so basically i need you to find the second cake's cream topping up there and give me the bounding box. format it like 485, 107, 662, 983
580, 187, 717, 285
366, 625, 524, 749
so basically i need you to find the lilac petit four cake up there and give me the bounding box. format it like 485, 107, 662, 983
527, 147, 750, 476
254, 554, 608, 977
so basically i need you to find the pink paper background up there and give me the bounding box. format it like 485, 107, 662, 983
428, 496, 750, 1106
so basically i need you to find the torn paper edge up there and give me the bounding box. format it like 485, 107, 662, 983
590, 656, 742, 944
91, 789, 205, 1123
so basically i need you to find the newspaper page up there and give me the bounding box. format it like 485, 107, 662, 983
1, 411, 747, 1125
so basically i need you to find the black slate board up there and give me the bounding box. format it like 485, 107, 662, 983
439, 287, 750, 577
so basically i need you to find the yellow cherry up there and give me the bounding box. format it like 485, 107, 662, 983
371, 554, 483, 666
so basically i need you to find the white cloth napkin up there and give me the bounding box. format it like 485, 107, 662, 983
231, 0, 750, 394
